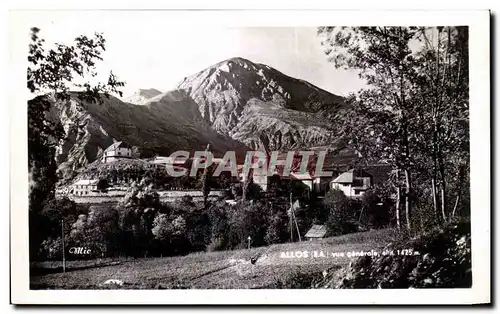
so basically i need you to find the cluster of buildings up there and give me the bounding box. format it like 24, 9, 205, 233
69, 141, 391, 200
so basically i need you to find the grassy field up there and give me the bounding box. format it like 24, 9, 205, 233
30, 228, 397, 289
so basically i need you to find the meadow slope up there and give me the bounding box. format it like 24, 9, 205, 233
31, 228, 396, 289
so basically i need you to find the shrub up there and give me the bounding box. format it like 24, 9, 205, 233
324, 189, 358, 236
38, 237, 62, 260
361, 189, 391, 229
206, 236, 226, 252
152, 214, 188, 255
265, 213, 288, 245
228, 201, 270, 248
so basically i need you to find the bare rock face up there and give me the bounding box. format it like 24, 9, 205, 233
230, 98, 334, 150
177, 57, 344, 150
46, 90, 246, 183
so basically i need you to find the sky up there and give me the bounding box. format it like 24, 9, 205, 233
19, 11, 367, 98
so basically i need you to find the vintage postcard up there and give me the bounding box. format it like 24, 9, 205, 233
9, 9, 490, 305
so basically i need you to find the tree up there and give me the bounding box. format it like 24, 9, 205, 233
265, 213, 288, 245
360, 189, 391, 229
242, 168, 253, 201
28, 27, 124, 260
319, 27, 469, 231
324, 189, 357, 235
228, 201, 270, 248
96, 178, 109, 193
73, 206, 120, 257
206, 202, 231, 251
199, 144, 214, 209
411, 27, 469, 222
39, 197, 82, 240
230, 183, 243, 199
319, 27, 422, 233
28, 27, 124, 190
152, 214, 188, 254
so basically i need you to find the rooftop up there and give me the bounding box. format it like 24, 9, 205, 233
103, 141, 132, 153
73, 179, 98, 185
304, 224, 328, 238
332, 168, 374, 184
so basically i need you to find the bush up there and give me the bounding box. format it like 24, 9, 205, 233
152, 214, 188, 255
324, 189, 358, 236
228, 201, 270, 248
206, 236, 226, 252
361, 189, 391, 229
38, 237, 63, 260
265, 213, 288, 245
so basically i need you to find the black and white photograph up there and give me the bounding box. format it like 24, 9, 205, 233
9, 8, 490, 305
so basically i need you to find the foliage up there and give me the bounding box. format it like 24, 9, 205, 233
324, 189, 358, 236
28, 26, 125, 185
318, 26, 470, 232
152, 214, 188, 254
265, 213, 289, 245
96, 178, 109, 193
230, 183, 243, 199
68, 206, 121, 257
38, 237, 63, 260
200, 161, 213, 208
28, 27, 124, 261
119, 180, 161, 209
332, 222, 471, 288
360, 189, 391, 229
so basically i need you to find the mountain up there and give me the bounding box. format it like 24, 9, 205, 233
37, 57, 348, 182
43, 90, 246, 182
123, 88, 163, 105
177, 57, 344, 150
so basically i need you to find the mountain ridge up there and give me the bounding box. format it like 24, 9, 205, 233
35, 57, 347, 182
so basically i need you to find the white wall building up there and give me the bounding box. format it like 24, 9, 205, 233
330, 169, 373, 198
71, 179, 99, 196
102, 141, 133, 163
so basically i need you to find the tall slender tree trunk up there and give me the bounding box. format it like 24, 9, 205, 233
438, 153, 448, 221
201, 144, 211, 209
395, 186, 401, 230
452, 195, 460, 218
394, 169, 401, 230
440, 184, 446, 222
431, 177, 442, 225
431, 115, 442, 225
452, 164, 466, 217
404, 169, 412, 233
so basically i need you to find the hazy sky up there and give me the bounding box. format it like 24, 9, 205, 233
22, 12, 367, 98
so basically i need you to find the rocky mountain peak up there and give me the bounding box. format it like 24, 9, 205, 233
177, 57, 344, 150
124, 88, 163, 105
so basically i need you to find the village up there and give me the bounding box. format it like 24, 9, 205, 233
64, 141, 392, 207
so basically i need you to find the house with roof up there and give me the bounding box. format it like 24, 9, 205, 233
330, 169, 373, 198
304, 224, 328, 241
101, 141, 133, 163
71, 179, 98, 196
150, 156, 188, 166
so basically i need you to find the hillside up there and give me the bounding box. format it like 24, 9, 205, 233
44, 90, 246, 182
31, 222, 471, 290
30, 228, 395, 289
316, 222, 472, 288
